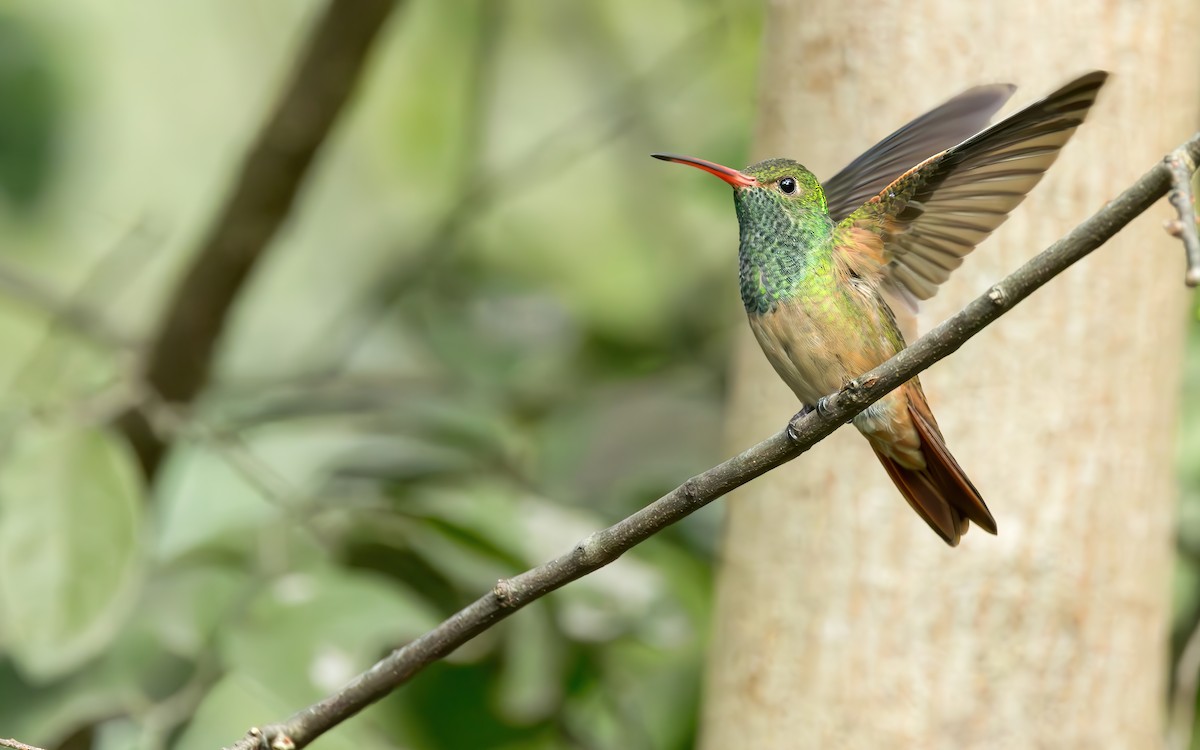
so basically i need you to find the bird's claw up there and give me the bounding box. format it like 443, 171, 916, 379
787, 398, 841, 440
786, 405, 814, 441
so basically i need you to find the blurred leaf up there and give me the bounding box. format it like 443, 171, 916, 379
174, 670, 390, 750
93, 717, 142, 750
397, 659, 546, 750
382, 0, 490, 198
152, 445, 279, 561
0, 2, 769, 748
404, 396, 517, 461
172, 672, 287, 750
154, 426, 367, 560
394, 484, 529, 560
495, 602, 563, 723
0, 575, 206, 746
0, 12, 60, 213
602, 639, 704, 749
220, 565, 441, 705
0, 422, 144, 679
0, 652, 137, 748
137, 563, 245, 658
537, 375, 721, 510
343, 482, 537, 600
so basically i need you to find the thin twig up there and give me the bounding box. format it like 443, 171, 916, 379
134, 391, 304, 511
115, 0, 401, 476
5, 220, 154, 402
133, 389, 350, 566
136, 654, 222, 750
0, 739, 47, 750
1164, 147, 1200, 286
224, 134, 1200, 750
209, 372, 445, 427
0, 258, 133, 352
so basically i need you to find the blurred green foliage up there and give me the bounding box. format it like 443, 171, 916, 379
0, 1, 759, 748
0, 11, 59, 214
0, 2, 1195, 750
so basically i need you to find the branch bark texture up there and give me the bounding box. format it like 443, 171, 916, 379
116, 0, 399, 475
225, 133, 1200, 750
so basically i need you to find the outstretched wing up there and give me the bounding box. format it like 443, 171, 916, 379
823, 84, 1016, 223
838, 71, 1107, 311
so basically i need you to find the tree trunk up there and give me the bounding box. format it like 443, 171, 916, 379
701, 4, 1200, 749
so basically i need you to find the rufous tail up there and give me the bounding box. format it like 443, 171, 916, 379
870, 395, 996, 547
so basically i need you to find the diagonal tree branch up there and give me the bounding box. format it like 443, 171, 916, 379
226, 133, 1200, 750
115, 0, 401, 476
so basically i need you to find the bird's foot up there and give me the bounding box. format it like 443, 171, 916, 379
786, 404, 815, 441
787, 398, 843, 440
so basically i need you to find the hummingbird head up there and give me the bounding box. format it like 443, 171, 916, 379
650, 153, 829, 232
652, 153, 833, 313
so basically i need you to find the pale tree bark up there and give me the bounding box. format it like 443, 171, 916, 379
702, 4, 1200, 750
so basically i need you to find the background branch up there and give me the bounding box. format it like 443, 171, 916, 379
225, 132, 1200, 750
114, 0, 400, 476
1165, 146, 1200, 285
0, 739, 47, 750
0, 258, 132, 352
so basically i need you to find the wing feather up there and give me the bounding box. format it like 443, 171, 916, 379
837, 71, 1108, 309
823, 84, 1016, 223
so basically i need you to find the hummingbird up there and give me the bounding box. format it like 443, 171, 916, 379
654, 71, 1107, 545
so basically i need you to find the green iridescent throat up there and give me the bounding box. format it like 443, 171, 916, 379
734, 183, 835, 315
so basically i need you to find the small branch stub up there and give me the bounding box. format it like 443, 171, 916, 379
680, 478, 702, 504
572, 536, 604, 568
493, 578, 516, 607
1163, 146, 1200, 286
855, 374, 879, 390
270, 734, 296, 750
228, 726, 264, 750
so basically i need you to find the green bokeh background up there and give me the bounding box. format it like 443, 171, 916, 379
0, 2, 1194, 749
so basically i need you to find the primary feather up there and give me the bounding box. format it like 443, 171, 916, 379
839, 71, 1108, 311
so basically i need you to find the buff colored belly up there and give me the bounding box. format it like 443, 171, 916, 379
747, 298, 925, 467
747, 297, 879, 407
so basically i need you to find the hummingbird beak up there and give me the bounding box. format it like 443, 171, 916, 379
651, 153, 757, 188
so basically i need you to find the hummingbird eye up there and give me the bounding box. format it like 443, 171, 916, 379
778, 177, 798, 195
